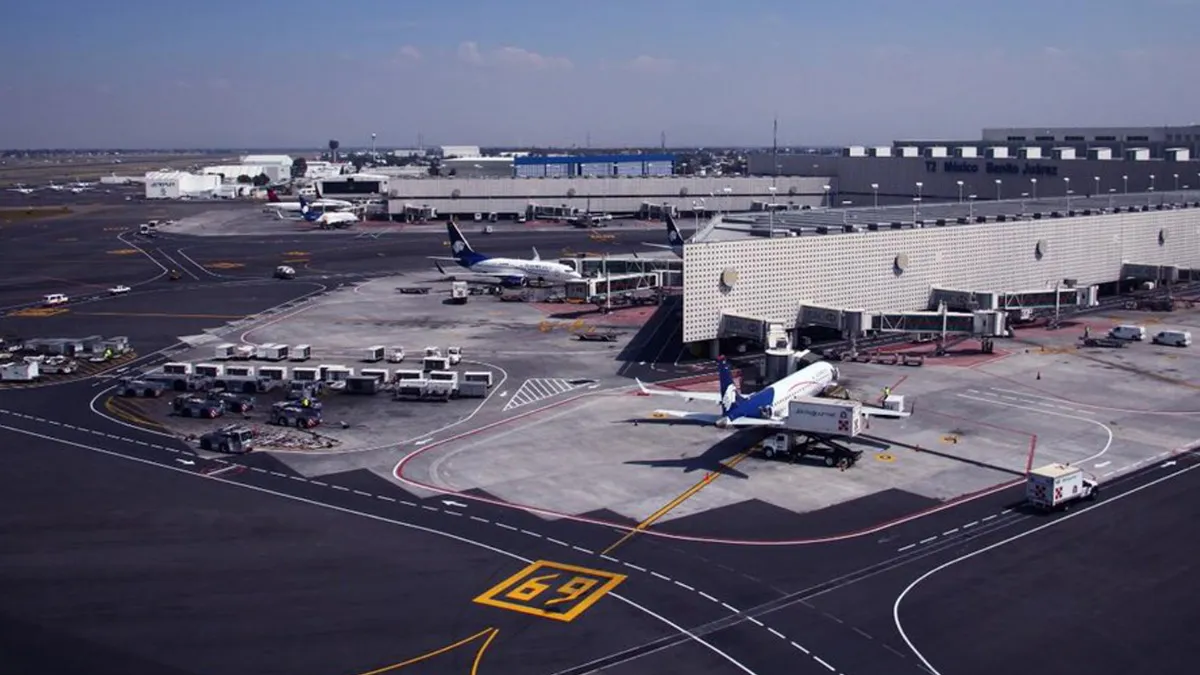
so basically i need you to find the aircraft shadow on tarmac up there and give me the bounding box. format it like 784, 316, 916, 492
620, 426, 758, 478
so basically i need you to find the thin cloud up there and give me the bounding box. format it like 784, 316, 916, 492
457, 41, 572, 71
398, 45, 423, 62
625, 55, 676, 75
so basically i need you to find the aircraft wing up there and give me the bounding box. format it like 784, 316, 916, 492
640, 242, 676, 250
647, 410, 725, 425
725, 416, 787, 428
636, 378, 722, 403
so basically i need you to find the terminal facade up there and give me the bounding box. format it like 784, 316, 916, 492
680, 193, 1200, 353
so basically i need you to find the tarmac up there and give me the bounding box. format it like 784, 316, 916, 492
2, 201, 1198, 675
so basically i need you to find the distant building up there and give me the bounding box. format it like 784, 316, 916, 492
441, 156, 514, 178
514, 154, 675, 178
439, 145, 481, 159
317, 173, 390, 198
241, 154, 293, 180
143, 171, 220, 199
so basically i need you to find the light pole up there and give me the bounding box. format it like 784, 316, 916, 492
1030, 177, 1038, 201
995, 178, 1002, 201
1066, 188, 1074, 211
1122, 174, 1128, 194
1150, 173, 1156, 193
912, 197, 921, 225
840, 200, 853, 225
968, 194, 977, 219
1063, 177, 1070, 208
1093, 176, 1100, 199
871, 182, 879, 209
474, 163, 491, 219
915, 181, 923, 203
956, 180, 964, 203
1108, 188, 1116, 210
722, 186, 732, 214
768, 187, 777, 236
1020, 192, 1028, 214
822, 184, 831, 208
1173, 172, 1180, 196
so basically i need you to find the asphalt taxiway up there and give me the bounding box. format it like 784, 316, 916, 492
4, 203, 1200, 675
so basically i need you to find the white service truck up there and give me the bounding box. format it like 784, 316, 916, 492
1026, 463, 1099, 510
760, 399, 866, 466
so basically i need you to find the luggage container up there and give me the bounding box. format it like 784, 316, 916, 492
291, 367, 320, 382
359, 368, 390, 382
363, 346, 385, 363
344, 376, 381, 395
214, 343, 237, 360
0, 361, 39, 382
422, 356, 449, 372
289, 344, 312, 362
428, 370, 459, 387
225, 365, 255, 378
257, 366, 288, 381
462, 371, 494, 388
232, 345, 255, 360
214, 376, 261, 395
163, 362, 193, 376
319, 365, 353, 382
194, 363, 224, 378
387, 346, 406, 363
423, 346, 441, 357
394, 369, 424, 382
256, 344, 289, 361
456, 380, 489, 398
784, 399, 864, 437
424, 380, 455, 401
394, 379, 429, 400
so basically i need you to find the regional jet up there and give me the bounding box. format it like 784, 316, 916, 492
636, 356, 909, 428
8, 184, 39, 195
640, 213, 686, 258
430, 221, 583, 286
297, 195, 359, 229
263, 188, 355, 215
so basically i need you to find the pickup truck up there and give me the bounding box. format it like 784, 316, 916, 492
108, 285, 131, 296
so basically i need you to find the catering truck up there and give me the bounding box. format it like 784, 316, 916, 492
1026, 463, 1099, 510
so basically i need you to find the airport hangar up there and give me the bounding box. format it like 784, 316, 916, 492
677, 185, 1200, 358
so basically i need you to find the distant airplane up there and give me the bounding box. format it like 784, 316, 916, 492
636, 355, 909, 428
8, 184, 38, 195
298, 195, 358, 229
430, 221, 582, 286
640, 213, 686, 258
264, 188, 354, 215
45, 181, 67, 191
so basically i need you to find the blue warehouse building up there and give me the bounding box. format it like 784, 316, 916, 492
513, 154, 675, 179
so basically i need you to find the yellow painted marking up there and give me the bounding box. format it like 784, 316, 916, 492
602, 450, 753, 555
470, 629, 498, 675
6, 307, 69, 317
103, 397, 166, 431
875, 452, 896, 463
282, 258, 309, 264
474, 560, 626, 622
75, 311, 246, 319
284, 250, 310, 256
940, 434, 960, 444
354, 627, 496, 675
205, 261, 244, 269
107, 248, 138, 255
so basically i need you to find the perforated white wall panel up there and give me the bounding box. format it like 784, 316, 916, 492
682, 210, 1200, 342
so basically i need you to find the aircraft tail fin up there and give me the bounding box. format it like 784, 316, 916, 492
665, 212, 684, 247
446, 221, 487, 267
716, 356, 744, 416
531, 246, 541, 261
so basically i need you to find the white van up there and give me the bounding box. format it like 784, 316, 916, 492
1152, 330, 1191, 347
42, 293, 69, 307
1108, 325, 1146, 341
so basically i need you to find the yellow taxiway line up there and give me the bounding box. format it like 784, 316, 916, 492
355, 627, 498, 675
601, 449, 754, 555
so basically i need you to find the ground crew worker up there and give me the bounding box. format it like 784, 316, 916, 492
1083, 326, 1091, 339
301, 397, 310, 408
883, 386, 891, 399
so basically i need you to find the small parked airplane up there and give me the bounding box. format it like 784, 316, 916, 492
430, 221, 582, 286
298, 195, 359, 229
636, 355, 909, 428
8, 184, 38, 195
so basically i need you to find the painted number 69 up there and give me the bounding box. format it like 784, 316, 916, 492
505, 574, 600, 606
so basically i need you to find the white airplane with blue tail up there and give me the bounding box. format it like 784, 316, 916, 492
430, 221, 583, 287
637, 355, 909, 428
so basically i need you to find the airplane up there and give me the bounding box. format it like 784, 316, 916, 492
263, 188, 355, 214
45, 181, 67, 191
298, 195, 359, 229
8, 184, 39, 195
430, 221, 583, 286
636, 355, 909, 428
640, 212, 686, 258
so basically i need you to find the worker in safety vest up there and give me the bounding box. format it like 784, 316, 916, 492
883, 386, 891, 399
301, 397, 310, 408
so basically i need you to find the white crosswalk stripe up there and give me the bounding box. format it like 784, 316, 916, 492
502, 378, 585, 411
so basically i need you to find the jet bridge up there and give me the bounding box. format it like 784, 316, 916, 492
873, 309, 1007, 337
930, 286, 1095, 315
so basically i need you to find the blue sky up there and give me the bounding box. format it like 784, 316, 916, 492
3, 0, 1198, 149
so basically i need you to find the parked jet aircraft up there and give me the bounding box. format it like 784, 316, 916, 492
640, 213, 686, 258
637, 355, 909, 428
298, 196, 359, 229
264, 188, 354, 214
8, 184, 38, 195
430, 221, 583, 286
